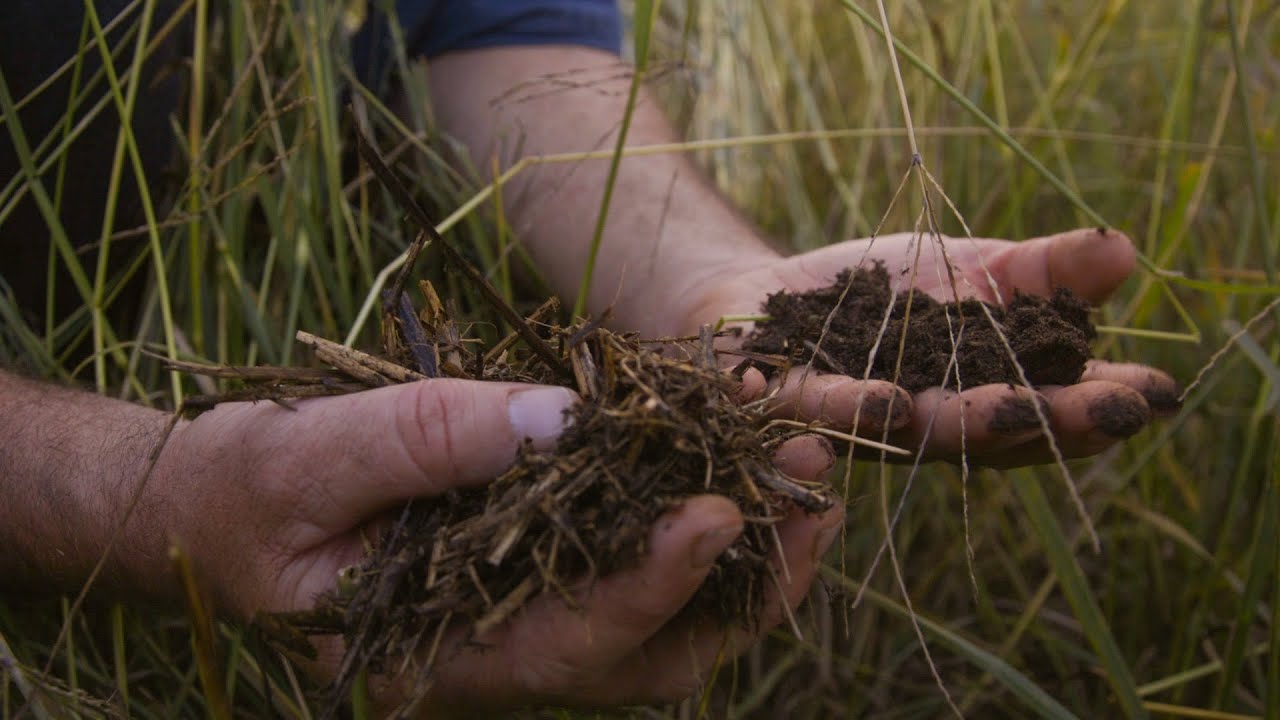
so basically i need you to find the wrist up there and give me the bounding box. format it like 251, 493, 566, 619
0, 371, 182, 599
113, 415, 192, 602
642, 243, 780, 338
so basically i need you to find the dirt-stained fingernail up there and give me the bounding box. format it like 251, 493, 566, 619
691, 525, 741, 569
819, 438, 837, 473
1140, 378, 1182, 416
1087, 393, 1151, 439
988, 395, 1046, 437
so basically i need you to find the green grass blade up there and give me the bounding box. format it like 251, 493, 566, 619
572, 0, 660, 319
1012, 477, 1149, 719
1213, 464, 1277, 709
110, 604, 128, 713
1223, 0, 1274, 280
82, 0, 184, 402
1269, 434, 1280, 719
837, 0, 1203, 346
836, 0, 1105, 229
822, 567, 1081, 720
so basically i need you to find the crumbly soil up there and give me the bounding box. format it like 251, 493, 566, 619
742, 263, 1096, 393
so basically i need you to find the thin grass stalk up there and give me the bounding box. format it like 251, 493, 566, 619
837, 0, 1203, 345
1222, 0, 1272, 280
823, 568, 1080, 720
82, 0, 184, 402
0, 70, 97, 311
977, 0, 1021, 237
109, 604, 127, 713
1137, 642, 1271, 698
46, 14, 95, 362
172, 544, 231, 720
992, 0, 1120, 233
0, 2, 192, 227
490, 154, 513, 301
185, 0, 209, 357
1013, 477, 1148, 719
0, 632, 55, 720
985, 3, 1081, 233
572, 0, 660, 319
1269, 430, 1280, 719
1212, 443, 1277, 709
59, 600, 77, 706
89, 28, 149, 391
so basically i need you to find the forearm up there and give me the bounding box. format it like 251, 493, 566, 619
425, 45, 780, 336
0, 369, 174, 598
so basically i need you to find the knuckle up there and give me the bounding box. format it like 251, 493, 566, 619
395, 380, 459, 483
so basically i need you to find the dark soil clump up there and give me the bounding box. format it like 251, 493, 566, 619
742, 263, 1096, 393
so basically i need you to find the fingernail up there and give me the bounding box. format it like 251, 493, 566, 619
851, 387, 911, 433
691, 525, 741, 569
1087, 394, 1150, 439
507, 387, 577, 451
811, 524, 842, 562
818, 437, 836, 474
1141, 381, 1182, 416
988, 395, 1045, 438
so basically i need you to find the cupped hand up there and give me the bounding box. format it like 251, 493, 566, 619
683, 228, 1180, 467
150, 378, 841, 710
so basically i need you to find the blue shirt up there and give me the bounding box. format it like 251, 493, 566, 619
355, 0, 623, 90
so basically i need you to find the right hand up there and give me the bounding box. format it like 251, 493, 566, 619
148, 377, 841, 711
681, 228, 1180, 467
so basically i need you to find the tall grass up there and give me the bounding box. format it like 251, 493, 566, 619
1, 1, 1276, 718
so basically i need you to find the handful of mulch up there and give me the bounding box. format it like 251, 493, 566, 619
742, 262, 1096, 393
165, 129, 836, 715
178, 283, 835, 714
302, 317, 833, 710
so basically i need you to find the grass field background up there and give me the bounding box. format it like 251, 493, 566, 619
1, 1, 1277, 718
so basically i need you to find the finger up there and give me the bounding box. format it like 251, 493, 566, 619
1081, 360, 1181, 416
444, 495, 743, 706
736, 366, 768, 403
279, 379, 578, 517
966, 381, 1151, 467
984, 227, 1137, 304
1041, 381, 1152, 450
771, 434, 836, 483
616, 498, 844, 701
756, 500, 845, 619
890, 384, 1049, 460
767, 367, 912, 434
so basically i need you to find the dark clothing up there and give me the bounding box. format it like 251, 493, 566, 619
355, 0, 621, 91
0, 0, 621, 334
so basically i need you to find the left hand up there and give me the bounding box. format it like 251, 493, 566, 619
677, 227, 1179, 468
151, 377, 842, 712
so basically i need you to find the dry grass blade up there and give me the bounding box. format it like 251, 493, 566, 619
350, 127, 570, 378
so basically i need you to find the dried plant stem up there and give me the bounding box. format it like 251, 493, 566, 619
1180, 295, 1280, 402
296, 331, 426, 385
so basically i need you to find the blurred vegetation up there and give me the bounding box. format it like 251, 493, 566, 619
1, 0, 1276, 718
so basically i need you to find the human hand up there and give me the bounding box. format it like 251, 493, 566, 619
150, 378, 841, 710
679, 228, 1179, 467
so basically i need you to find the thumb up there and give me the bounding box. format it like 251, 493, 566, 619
986, 227, 1137, 304
284, 379, 578, 517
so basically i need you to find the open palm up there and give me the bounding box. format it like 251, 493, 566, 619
685, 228, 1179, 467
